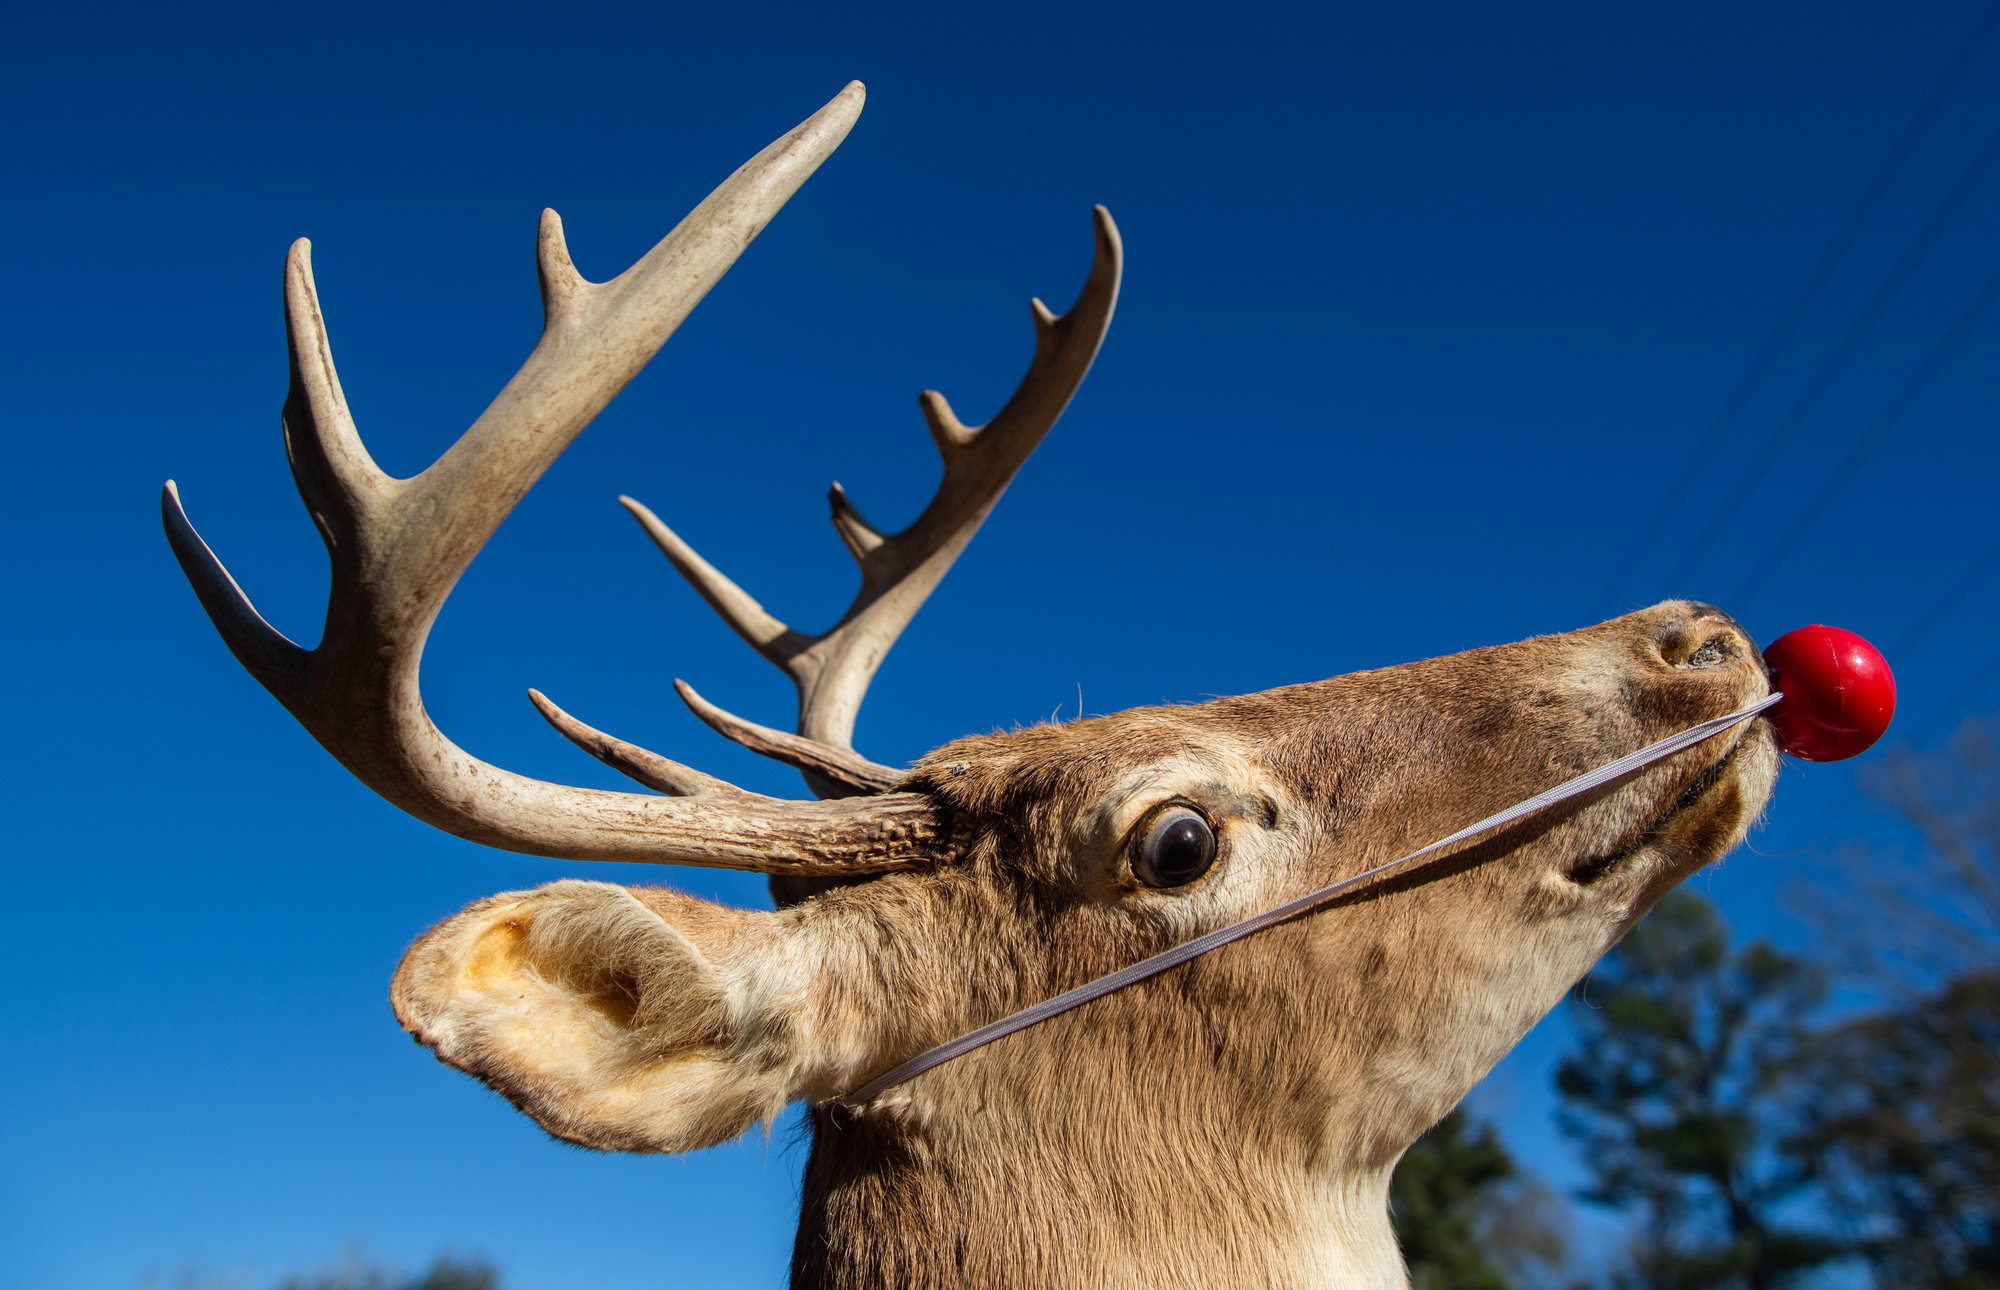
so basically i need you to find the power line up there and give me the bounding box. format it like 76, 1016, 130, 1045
1731, 259, 2000, 603
1593, 0, 2000, 615
1916, 644, 2000, 738
1657, 117, 2000, 595
1876, 536, 2000, 740
1889, 536, 2000, 658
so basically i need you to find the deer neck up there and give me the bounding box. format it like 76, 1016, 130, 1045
779, 876, 1451, 1288
788, 1107, 1410, 1290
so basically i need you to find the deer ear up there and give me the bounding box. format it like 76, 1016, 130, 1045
390, 879, 809, 1153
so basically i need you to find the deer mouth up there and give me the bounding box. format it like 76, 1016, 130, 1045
1563, 738, 1745, 886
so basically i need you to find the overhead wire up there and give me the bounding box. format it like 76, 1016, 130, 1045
1656, 116, 2000, 594
1591, 0, 2000, 615
1889, 536, 2000, 659
1884, 534, 2000, 740
1917, 647, 2000, 739
1730, 259, 2000, 602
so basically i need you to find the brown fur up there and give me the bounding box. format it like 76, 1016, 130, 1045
391, 601, 1779, 1288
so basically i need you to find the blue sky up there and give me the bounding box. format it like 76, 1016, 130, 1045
6, 1, 1998, 1285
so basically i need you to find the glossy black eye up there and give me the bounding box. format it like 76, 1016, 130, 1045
1132, 806, 1218, 888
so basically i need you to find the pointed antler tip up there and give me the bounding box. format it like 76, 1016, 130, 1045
525, 686, 566, 724
619, 494, 669, 529
160, 479, 199, 533
536, 208, 569, 252
672, 677, 733, 727
536, 210, 587, 305
801, 81, 866, 136
918, 388, 974, 452
620, 495, 676, 539
160, 480, 194, 536
526, 688, 592, 740
1091, 206, 1121, 254
827, 484, 885, 560
823, 81, 865, 117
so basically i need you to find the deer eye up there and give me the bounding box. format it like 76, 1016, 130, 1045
1132, 805, 1218, 888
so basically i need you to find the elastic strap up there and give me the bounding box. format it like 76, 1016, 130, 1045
827, 692, 1780, 1109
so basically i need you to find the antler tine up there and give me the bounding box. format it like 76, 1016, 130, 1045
673, 680, 903, 795
620, 493, 810, 671
163, 85, 951, 875
631, 206, 1124, 792
526, 688, 759, 800
161, 479, 310, 701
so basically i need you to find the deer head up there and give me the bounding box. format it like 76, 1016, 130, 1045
165, 84, 1781, 1289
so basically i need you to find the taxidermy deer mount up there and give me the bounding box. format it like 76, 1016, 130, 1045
164, 83, 1781, 1289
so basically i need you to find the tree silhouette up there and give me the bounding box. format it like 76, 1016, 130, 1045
1555, 892, 1842, 1289
273, 1255, 498, 1290
1393, 1109, 1518, 1289
1796, 969, 2000, 1288
1788, 715, 2000, 1288
1393, 1108, 1574, 1289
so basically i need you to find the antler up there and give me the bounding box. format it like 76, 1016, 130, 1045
616, 206, 1123, 797
162, 84, 949, 875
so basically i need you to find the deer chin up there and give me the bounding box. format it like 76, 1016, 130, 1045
1565, 715, 1779, 899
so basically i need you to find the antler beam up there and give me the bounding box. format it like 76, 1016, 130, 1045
163, 84, 947, 874
620, 207, 1123, 793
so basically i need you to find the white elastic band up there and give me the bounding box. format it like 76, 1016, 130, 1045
828, 692, 1781, 1109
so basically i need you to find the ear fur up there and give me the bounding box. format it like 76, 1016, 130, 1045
390, 879, 806, 1153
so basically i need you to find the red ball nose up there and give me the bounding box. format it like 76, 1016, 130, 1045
1762, 625, 1895, 761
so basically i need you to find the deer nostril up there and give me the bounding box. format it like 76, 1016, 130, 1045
1683, 604, 1764, 662
1679, 637, 1728, 669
